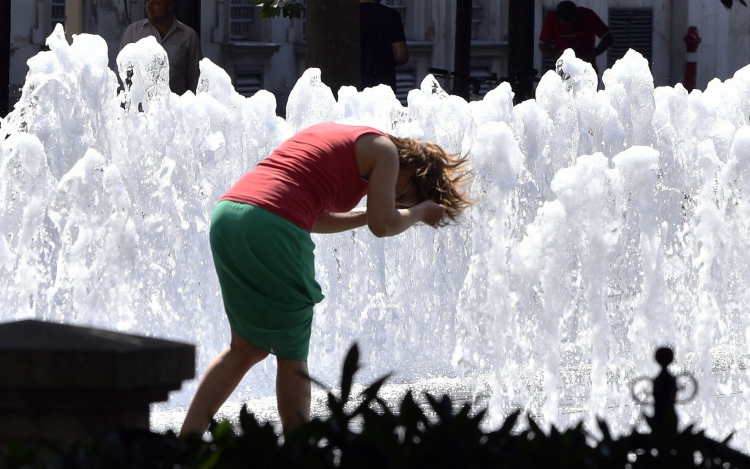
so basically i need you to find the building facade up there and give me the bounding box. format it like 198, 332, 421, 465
6, 0, 750, 112
537, 0, 750, 90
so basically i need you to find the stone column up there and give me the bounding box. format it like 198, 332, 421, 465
0, 320, 195, 446
66, 0, 83, 43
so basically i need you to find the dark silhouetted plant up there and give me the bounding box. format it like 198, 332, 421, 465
2, 344, 750, 469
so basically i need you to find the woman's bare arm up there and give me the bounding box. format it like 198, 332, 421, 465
356, 135, 445, 237
312, 209, 368, 234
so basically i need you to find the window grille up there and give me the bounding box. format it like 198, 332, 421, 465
230, 0, 255, 40
471, 3, 482, 39
395, 67, 415, 106
607, 8, 652, 69
235, 65, 263, 97
51, 0, 66, 29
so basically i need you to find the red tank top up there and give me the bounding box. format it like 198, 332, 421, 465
221, 122, 386, 232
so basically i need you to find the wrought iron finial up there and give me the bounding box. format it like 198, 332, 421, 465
631, 347, 698, 411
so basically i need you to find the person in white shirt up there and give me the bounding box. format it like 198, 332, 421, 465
120, 0, 202, 95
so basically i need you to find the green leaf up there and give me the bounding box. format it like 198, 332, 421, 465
597, 417, 612, 442
470, 407, 487, 425
354, 373, 392, 416
375, 396, 395, 417
254, 0, 304, 19
211, 420, 236, 444
361, 373, 392, 400
399, 390, 428, 430
238, 404, 258, 433
341, 342, 361, 403
526, 413, 545, 440
282, 3, 305, 19
455, 403, 472, 420
328, 391, 343, 413
259, 4, 282, 19
497, 409, 521, 436
424, 393, 453, 422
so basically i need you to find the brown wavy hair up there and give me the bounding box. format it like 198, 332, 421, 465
389, 135, 473, 226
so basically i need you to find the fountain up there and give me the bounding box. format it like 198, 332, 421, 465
2, 25, 750, 450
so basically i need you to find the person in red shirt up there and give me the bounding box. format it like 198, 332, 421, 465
539, 1, 614, 75
180, 122, 471, 436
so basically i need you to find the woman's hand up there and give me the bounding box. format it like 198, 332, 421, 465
415, 201, 447, 227
356, 134, 448, 236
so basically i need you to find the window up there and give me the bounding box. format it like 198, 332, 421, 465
607, 8, 653, 69
235, 65, 263, 97
301, 0, 308, 40
230, 0, 255, 40
471, 2, 482, 39
51, 0, 66, 30
395, 67, 415, 106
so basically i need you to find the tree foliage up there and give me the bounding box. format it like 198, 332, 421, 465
253, 0, 304, 19
251, 0, 359, 93
721, 0, 748, 8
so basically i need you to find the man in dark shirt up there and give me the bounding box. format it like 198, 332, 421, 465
359, 0, 409, 92
539, 1, 613, 75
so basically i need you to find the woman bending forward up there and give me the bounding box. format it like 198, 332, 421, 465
180, 122, 471, 435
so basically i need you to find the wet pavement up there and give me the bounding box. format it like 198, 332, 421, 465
150, 375, 493, 435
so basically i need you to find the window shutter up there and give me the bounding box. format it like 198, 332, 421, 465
607, 8, 653, 69
230, 0, 255, 40
51, 0, 66, 30
472, 2, 482, 39
235, 65, 263, 97
395, 68, 415, 106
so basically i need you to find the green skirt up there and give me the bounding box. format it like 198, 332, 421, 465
210, 200, 325, 361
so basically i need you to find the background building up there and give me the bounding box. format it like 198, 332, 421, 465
6, 0, 750, 113
537, 0, 750, 91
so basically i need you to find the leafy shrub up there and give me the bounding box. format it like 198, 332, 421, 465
2, 344, 749, 469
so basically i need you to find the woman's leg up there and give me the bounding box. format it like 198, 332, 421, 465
180, 327, 269, 436
276, 357, 311, 431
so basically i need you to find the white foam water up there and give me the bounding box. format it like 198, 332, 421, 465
3, 27, 750, 449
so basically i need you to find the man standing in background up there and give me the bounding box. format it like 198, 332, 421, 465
539, 1, 614, 76
359, 0, 409, 93
120, 0, 202, 95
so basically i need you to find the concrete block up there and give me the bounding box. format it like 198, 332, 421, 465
0, 320, 195, 446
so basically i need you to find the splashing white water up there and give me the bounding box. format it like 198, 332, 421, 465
3, 27, 750, 448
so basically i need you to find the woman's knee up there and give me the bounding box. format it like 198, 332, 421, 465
229, 329, 269, 363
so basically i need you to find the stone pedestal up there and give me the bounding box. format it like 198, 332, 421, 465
0, 320, 195, 446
